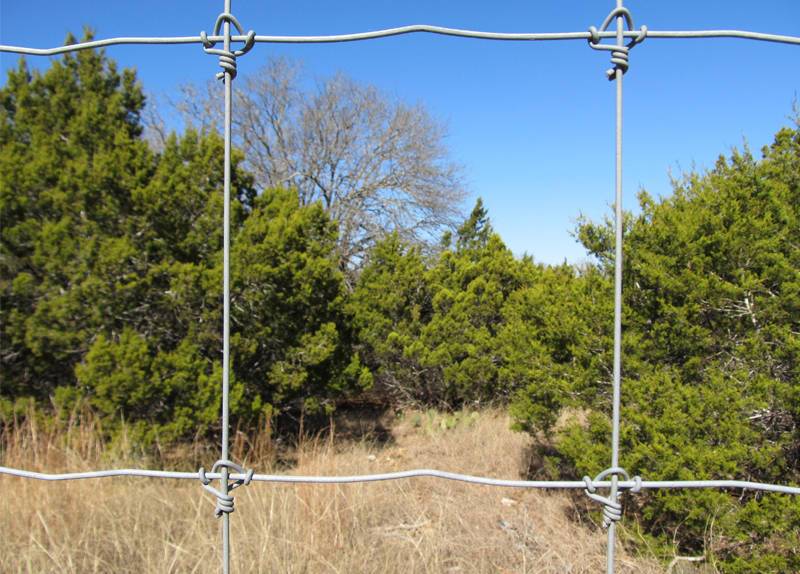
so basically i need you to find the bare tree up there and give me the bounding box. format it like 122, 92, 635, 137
142, 91, 170, 153
175, 58, 466, 272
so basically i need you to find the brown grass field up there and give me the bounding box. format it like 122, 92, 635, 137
0, 408, 667, 573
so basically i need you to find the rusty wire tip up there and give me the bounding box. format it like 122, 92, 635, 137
588, 7, 647, 80
198, 459, 254, 517
200, 12, 256, 80
582, 467, 642, 528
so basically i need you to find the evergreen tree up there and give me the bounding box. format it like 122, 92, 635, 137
348, 233, 430, 403
513, 122, 800, 571
1, 39, 153, 401
350, 200, 526, 407
1, 40, 368, 443
502, 261, 613, 434
231, 187, 371, 416
411, 199, 524, 406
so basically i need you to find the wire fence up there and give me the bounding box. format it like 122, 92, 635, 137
1, 1, 799, 573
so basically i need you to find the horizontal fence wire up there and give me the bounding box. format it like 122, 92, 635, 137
2, 27, 800, 56
1, 466, 799, 495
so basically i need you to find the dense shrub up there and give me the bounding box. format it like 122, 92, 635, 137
0, 41, 369, 443
512, 122, 800, 571
351, 200, 527, 407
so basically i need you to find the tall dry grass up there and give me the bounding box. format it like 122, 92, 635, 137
0, 408, 665, 573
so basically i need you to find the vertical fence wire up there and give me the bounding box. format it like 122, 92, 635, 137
608, 3, 625, 572
216, 2, 238, 572
1, 3, 799, 574
220, 0, 233, 567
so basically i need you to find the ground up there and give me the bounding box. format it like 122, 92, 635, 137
1, 408, 668, 573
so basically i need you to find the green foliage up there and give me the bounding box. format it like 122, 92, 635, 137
1, 39, 152, 400
407, 409, 480, 435
410, 199, 525, 405
348, 233, 429, 401
231, 188, 372, 414
351, 200, 527, 407
513, 121, 800, 571
1, 40, 367, 444
504, 262, 613, 434
76, 330, 222, 443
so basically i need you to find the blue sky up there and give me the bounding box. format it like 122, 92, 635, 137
2, 1, 799, 264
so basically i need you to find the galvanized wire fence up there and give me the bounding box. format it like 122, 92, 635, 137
1, 2, 799, 573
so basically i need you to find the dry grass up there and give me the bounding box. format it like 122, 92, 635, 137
0, 408, 665, 573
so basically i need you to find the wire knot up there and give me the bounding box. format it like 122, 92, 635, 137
582, 467, 641, 528
200, 12, 256, 80
198, 459, 254, 518
588, 7, 647, 80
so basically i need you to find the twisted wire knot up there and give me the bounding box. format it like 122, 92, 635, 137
588, 7, 647, 80
582, 467, 641, 528
200, 12, 256, 80
198, 459, 254, 518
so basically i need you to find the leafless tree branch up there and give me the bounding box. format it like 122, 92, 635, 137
173, 57, 466, 273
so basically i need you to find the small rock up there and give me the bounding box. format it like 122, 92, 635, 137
367, 454, 377, 462
500, 497, 518, 507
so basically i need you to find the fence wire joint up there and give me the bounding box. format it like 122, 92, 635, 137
201, 12, 255, 79
588, 7, 647, 79
583, 467, 642, 528
198, 459, 254, 517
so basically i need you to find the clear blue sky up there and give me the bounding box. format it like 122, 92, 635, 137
2, 1, 799, 264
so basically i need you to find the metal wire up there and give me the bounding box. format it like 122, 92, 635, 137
2, 27, 800, 56
1, 3, 800, 574
2, 466, 799, 495
610, 4, 627, 571
199, 3, 252, 572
